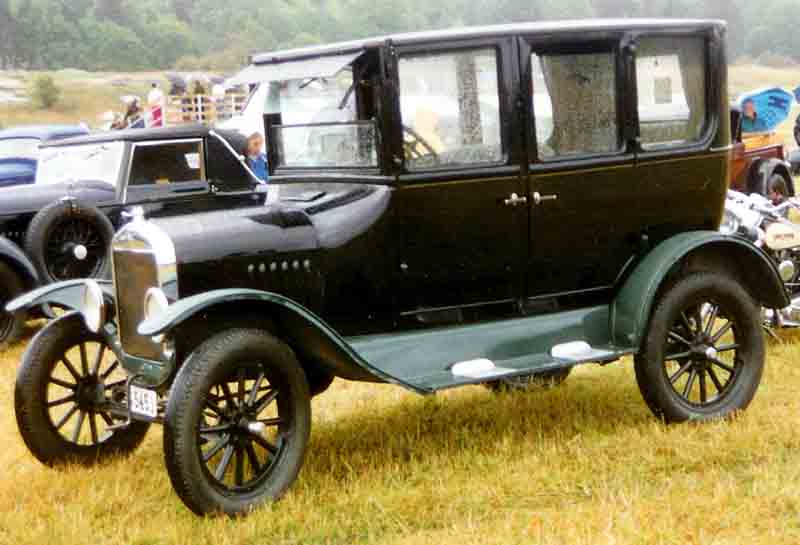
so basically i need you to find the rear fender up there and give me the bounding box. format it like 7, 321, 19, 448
611, 231, 787, 348
0, 235, 38, 288
138, 288, 421, 392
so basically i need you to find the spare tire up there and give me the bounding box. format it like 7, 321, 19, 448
24, 199, 114, 284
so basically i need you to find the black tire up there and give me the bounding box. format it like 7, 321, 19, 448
15, 313, 150, 466
0, 261, 26, 348
766, 173, 791, 203
634, 271, 764, 423
164, 328, 311, 516
485, 367, 572, 392
24, 199, 115, 283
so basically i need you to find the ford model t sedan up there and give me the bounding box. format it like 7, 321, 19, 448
10, 19, 789, 516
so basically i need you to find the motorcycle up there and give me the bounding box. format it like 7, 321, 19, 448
721, 189, 800, 329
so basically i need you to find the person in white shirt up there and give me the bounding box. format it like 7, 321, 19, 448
147, 83, 165, 127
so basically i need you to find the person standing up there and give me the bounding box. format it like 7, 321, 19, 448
147, 83, 165, 127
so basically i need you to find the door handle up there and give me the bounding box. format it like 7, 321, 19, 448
504, 192, 528, 207
531, 192, 558, 205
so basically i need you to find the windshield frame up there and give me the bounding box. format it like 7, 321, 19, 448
271, 119, 382, 172
35, 141, 128, 193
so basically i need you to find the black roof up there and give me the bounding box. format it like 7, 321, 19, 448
41, 124, 214, 148
252, 18, 724, 64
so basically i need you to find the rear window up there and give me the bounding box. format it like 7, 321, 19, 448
128, 141, 204, 186
636, 36, 707, 148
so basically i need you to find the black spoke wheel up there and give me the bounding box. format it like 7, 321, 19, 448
24, 200, 115, 284
635, 272, 764, 423
164, 329, 310, 516
15, 314, 149, 466
0, 261, 25, 347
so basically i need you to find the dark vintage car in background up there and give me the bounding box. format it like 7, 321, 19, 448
0, 124, 88, 188
0, 125, 262, 345
9, 19, 789, 516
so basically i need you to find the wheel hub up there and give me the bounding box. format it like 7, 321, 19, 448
73, 244, 88, 261
75, 377, 104, 410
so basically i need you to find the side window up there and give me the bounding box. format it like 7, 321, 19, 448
128, 141, 204, 187
636, 36, 707, 148
531, 51, 619, 159
398, 48, 503, 170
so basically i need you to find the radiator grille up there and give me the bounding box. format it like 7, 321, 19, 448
113, 249, 162, 359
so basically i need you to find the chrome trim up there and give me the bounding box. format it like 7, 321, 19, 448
710, 144, 734, 152
111, 211, 178, 362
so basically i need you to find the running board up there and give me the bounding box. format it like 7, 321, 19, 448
347, 305, 632, 393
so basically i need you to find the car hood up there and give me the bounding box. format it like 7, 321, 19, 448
147, 184, 391, 265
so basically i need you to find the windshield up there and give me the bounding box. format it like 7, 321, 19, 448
36, 142, 125, 187
0, 138, 40, 161
261, 58, 381, 169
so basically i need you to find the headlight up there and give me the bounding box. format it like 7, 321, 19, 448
82, 280, 106, 333
143, 287, 169, 321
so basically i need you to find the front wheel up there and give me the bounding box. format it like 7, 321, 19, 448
163, 328, 311, 516
635, 272, 764, 423
15, 314, 150, 466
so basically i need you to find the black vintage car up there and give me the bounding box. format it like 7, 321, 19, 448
10, 19, 789, 516
0, 125, 263, 345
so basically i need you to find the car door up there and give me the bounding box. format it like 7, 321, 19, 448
392, 38, 528, 322
123, 138, 214, 216
520, 36, 638, 303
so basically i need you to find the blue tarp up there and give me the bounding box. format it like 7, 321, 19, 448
739, 87, 795, 133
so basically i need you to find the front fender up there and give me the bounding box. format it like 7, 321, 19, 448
6, 279, 114, 313
138, 288, 421, 392
611, 231, 788, 348
0, 235, 38, 288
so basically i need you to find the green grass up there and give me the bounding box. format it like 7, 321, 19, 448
2, 327, 800, 544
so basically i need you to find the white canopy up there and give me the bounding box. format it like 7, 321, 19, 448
227, 51, 362, 86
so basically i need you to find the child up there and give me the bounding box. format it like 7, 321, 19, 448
245, 133, 269, 182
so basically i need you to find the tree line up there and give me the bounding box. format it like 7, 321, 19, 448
0, 0, 798, 71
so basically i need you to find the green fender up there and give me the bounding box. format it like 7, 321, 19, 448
610, 230, 788, 348
138, 288, 422, 392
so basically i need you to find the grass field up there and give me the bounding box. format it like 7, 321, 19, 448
2, 64, 800, 544
2, 328, 800, 545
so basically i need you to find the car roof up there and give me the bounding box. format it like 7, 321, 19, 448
41, 124, 213, 148
251, 18, 724, 64
0, 124, 88, 141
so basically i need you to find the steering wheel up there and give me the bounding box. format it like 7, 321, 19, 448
402, 125, 439, 165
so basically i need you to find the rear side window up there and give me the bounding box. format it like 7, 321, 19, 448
128, 141, 204, 186
636, 36, 707, 148
531, 51, 619, 159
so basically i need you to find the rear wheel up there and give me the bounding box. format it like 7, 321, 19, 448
164, 328, 311, 516
635, 272, 764, 423
15, 314, 149, 466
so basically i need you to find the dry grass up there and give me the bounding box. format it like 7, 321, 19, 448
2, 326, 800, 545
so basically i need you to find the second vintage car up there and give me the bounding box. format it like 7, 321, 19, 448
0, 125, 264, 346
10, 19, 789, 516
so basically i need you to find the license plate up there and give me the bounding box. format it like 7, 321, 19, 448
130, 385, 158, 419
